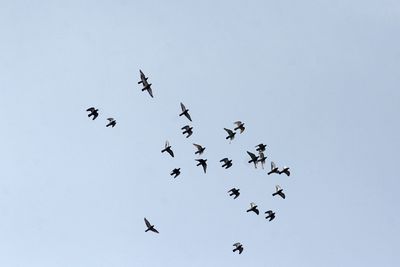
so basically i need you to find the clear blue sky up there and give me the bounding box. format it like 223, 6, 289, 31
0, 0, 399, 266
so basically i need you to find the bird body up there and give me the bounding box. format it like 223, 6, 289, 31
256, 143, 266, 152
170, 168, 181, 178
224, 128, 236, 142
267, 161, 279, 175
279, 166, 291, 176
86, 107, 99, 120
220, 158, 233, 169
106, 117, 116, 127
181, 125, 193, 138
195, 159, 207, 173
247, 151, 259, 168
233, 242, 244, 254
193, 143, 205, 155
272, 185, 286, 199
234, 121, 245, 133
144, 218, 159, 233
265, 210, 276, 221
179, 102, 192, 121
161, 141, 174, 157
138, 70, 153, 98
246, 202, 259, 215
258, 152, 267, 169
228, 188, 240, 199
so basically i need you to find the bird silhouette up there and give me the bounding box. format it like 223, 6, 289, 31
144, 217, 159, 233
246, 202, 259, 215
265, 210, 276, 221
232, 242, 244, 254
234, 121, 245, 133
179, 102, 192, 121
106, 118, 116, 127
161, 141, 174, 157
255, 143, 266, 152
279, 166, 291, 176
138, 70, 153, 98
258, 152, 267, 169
267, 161, 279, 175
181, 125, 193, 138
224, 128, 236, 142
220, 158, 233, 169
228, 188, 240, 199
170, 168, 181, 178
195, 159, 207, 173
86, 107, 99, 120
247, 151, 259, 169
272, 185, 286, 199
193, 143, 205, 155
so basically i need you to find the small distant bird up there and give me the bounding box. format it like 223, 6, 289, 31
247, 151, 259, 169
86, 107, 99, 120
255, 143, 267, 152
179, 102, 192, 122
265, 210, 276, 221
272, 185, 286, 199
144, 217, 159, 233
234, 121, 245, 133
138, 70, 153, 98
220, 158, 233, 169
233, 242, 244, 254
106, 118, 116, 127
267, 161, 279, 175
170, 168, 181, 178
161, 141, 174, 157
193, 143, 205, 155
224, 128, 236, 142
279, 166, 291, 176
246, 202, 259, 215
258, 152, 267, 169
228, 188, 240, 199
181, 125, 193, 138
195, 159, 207, 173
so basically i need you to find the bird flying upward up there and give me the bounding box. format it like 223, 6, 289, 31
144, 218, 159, 233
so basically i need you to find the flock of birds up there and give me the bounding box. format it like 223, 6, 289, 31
85, 70, 292, 255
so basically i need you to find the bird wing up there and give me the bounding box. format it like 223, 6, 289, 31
279, 191, 286, 199
233, 242, 241, 247
271, 161, 276, 170
193, 143, 202, 150
224, 128, 233, 135
250, 202, 256, 208
144, 218, 151, 228
265, 210, 272, 215
181, 125, 189, 130
167, 149, 174, 157
220, 158, 228, 163
238, 246, 243, 254
107, 118, 114, 122
180, 102, 186, 112
86, 107, 95, 112
254, 208, 259, 215
184, 112, 192, 121
276, 185, 281, 191
234, 121, 242, 126
150, 227, 159, 234
202, 162, 207, 173
147, 87, 154, 98
247, 151, 257, 161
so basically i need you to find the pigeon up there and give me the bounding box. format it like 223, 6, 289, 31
265, 210, 276, 221
233, 242, 244, 254
258, 152, 267, 169
272, 185, 286, 199
267, 161, 279, 175
181, 125, 193, 138
195, 159, 207, 173
228, 188, 240, 199
161, 141, 174, 157
247, 151, 259, 169
106, 118, 116, 127
138, 70, 153, 98
193, 143, 205, 155
279, 166, 291, 176
144, 217, 159, 233
220, 158, 233, 169
179, 102, 192, 121
234, 121, 245, 133
170, 168, 181, 178
224, 128, 236, 142
246, 202, 259, 215
255, 143, 267, 152
86, 107, 99, 120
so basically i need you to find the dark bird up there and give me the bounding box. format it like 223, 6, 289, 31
170, 168, 181, 178
234, 121, 245, 133
161, 141, 174, 157
220, 158, 233, 169
272, 185, 286, 199
138, 70, 153, 98
255, 143, 267, 152
195, 159, 207, 173
181, 125, 193, 138
193, 143, 205, 155
144, 217, 159, 233
246, 202, 259, 215
106, 118, 116, 127
179, 102, 192, 121
258, 152, 267, 169
267, 161, 280, 175
224, 128, 236, 142
265, 210, 276, 221
247, 151, 259, 169
228, 188, 240, 199
279, 166, 291, 176
86, 107, 99, 120
232, 242, 244, 254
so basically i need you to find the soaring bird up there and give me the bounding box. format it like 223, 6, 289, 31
86, 107, 99, 120
267, 161, 279, 175
193, 143, 205, 155
144, 218, 159, 233
272, 185, 286, 199
255, 143, 267, 152
228, 188, 240, 199
224, 128, 236, 142
246, 202, 259, 215
179, 102, 192, 121
232, 243, 244, 254
234, 121, 245, 133
181, 125, 193, 138
220, 158, 233, 169
258, 152, 267, 169
161, 141, 174, 157
279, 166, 291, 176
195, 159, 207, 173
265, 210, 276, 221
106, 118, 116, 127
247, 151, 259, 169
138, 70, 153, 98
170, 168, 181, 178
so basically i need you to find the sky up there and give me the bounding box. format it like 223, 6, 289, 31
0, 0, 399, 266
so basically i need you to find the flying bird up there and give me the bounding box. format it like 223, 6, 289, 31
181, 125, 193, 138
170, 168, 181, 178
193, 143, 205, 155
86, 107, 99, 120
272, 185, 286, 199
267, 161, 279, 175
138, 70, 153, 98
161, 141, 174, 157
232, 242, 244, 254
144, 217, 159, 233
246, 202, 259, 215
106, 118, 116, 127
247, 151, 259, 169
220, 158, 233, 169
279, 166, 291, 176
179, 102, 192, 121
265, 210, 276, 221
255, 143, 267, 152
228, 188, 240, 199
224, 128, 236, 142
195, 159, 207, 173
234, 121, 245, 133
258, 152, 267, 169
